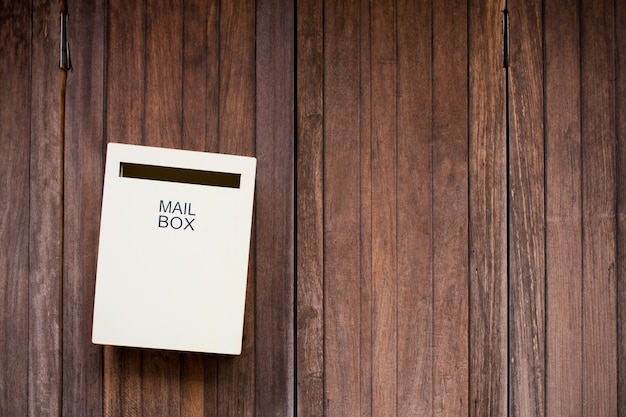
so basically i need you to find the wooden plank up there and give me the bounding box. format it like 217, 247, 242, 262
507, 1, 545, 416
106, 0, 144, 144
324, 0, 362, 415
396, 0, 432, 414
104, 0, 145, 414
255, 0, 295, 414
395, 0, 431, 413
580, 0, 618, 414
468, 0, 508, 415
181, 0, 216, 153
144, 0, 183, 148
544, 0, 583, 415
616, 0, 626, 412
432, 0, 469, 415
369, 0, 397, 415
358, 1, 372, 415
29, 1, 63, 415
296, 0, 324, 414
63, 0, 105, 415
0, 1, 31, 415
216, 0, 256, 415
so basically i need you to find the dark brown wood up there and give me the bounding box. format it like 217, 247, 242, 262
0, 2, 31, 416
144, 0, 183, 148
370, 1, 397, 415
29, 1, 63, 416
296, 0, 324, 414
581, 0, 618, 414
358, 1, 372, 415
544, 0, 583, 415
507, 1, 545, 416
469, 0, 508, 416
432, 0, 469, 415
324, 0, 362, 415
63, 0, 105, 415
106, 0, 144, 145
616, 0, 626, 413
255, 0, 295, 415
396, 0, 432, 415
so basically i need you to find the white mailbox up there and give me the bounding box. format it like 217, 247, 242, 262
92, 142, 256, 355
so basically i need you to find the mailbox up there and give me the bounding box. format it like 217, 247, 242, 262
92, 143, 256, 355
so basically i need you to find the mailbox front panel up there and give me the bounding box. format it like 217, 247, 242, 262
92, 143, 256, 355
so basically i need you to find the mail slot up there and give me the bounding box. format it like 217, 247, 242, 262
92, 142, 256, 355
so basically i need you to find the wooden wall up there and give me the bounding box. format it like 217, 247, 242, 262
1, 0, 625, 416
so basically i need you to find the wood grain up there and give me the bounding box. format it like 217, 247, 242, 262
432, 0, 469, 415
370, 1, 397, 415
581, 0, 617, 414
255, 0, 295, 414
0, 2, 31, 416
544, 0, 583, 415
616, 0, 626, 412
507, 1, 545, 416
358, 1, 372, 415
469, 0, 508, 415
29, 1, 63, 415
63, 0, 105, 415
296, 0, 324, 414
324, 0, 362, 415
396, 0, 433, 415
106, 0, 144, 145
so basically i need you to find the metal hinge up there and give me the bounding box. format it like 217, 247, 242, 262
502, 9, 509, 68
60, 11, 71, 71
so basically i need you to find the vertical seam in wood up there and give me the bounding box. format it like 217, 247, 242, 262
577, 0, 584, 412
394, 0, 399, 413
614, 0, 622, 413
504, 2, 511, 416
321, 1, 326, 414
27, 2, 33, 412
612, 0, 621, 412
541, 0, 548, 415
465, 1, 471, 415
430, 0, 435, 415
59, 2, 68, 414
364, 0, 369, 414
59, 68, 66, 417
293, 2, 298, 415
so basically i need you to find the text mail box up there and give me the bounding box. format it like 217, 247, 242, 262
92, 143, 256, 355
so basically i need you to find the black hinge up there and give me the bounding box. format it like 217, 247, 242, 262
502, 9, 509, 68
60, 12, 71, 71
